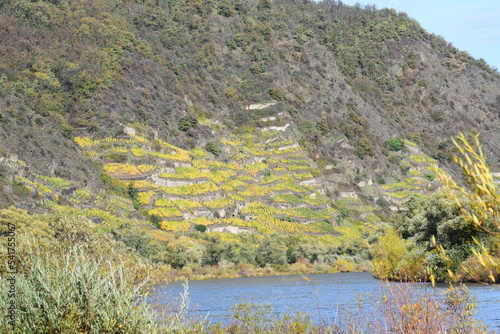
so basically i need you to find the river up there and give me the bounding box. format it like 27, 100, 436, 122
152, 272, 500, 331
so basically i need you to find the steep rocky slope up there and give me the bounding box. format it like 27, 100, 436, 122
1, 104, 448, 237
0, 0, 499, 224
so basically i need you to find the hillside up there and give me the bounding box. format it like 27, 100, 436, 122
0, 0, 499, 256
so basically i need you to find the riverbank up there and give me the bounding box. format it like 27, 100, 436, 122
156, 259, 372, 283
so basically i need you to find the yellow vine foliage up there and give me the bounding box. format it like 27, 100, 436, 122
137, 164, 156, 173
104, 163, 141, 177
172, 199, 202, 211
155, 198, 175, 207
131, 180, 158, 190
160, 220, 190, 232
149, 207, 182, 218
136, 191, 155, 206
74, 136, 93, 148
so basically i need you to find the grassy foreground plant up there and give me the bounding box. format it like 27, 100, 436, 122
434, 132, 500, 283
0, 209, 166, 333
0, 243, 158, 333
367, 284, 487, 334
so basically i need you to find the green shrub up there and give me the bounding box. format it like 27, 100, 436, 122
205, 141, 220, 157
418, 78, 428, 87
234, 34, 247, 47
250, 63, 267, 74
0, 210, 162, 334
227, 38, 237, 50
224, 87, 238, 101
317, 117, 329, 135
194, 224, 207, 232
287, 106, 298, 115
407, 132, 422, 143
149, 214, 162, 228
137, 107, 147, 121
423, 173, 435, 181
268, 86, 284, 101
376, 196, 389, 208
178, 115, 198, 131
355, 137, 375, 158
257, 0, 272, 10
217, 0, 233, 17
61, 123, 73, 139
386, 137, 404, 151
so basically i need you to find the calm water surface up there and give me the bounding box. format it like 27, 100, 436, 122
153, 272, 500, 331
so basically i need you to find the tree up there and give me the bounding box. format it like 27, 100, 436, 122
165, 238, 205, 268
225, 87, 238, 101
127, 182, 138, 201
268, 86, 284, 101
317, 117, 329, 135
255, 235, 287, 267
393, 193, 477, 249
289, 243, 328, 263
390, 193, 483, 282
217, 0, 233, 17
372, 227, 408, 280
194, 224, 206, 232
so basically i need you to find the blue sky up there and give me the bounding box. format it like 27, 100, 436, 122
339, 0, 500, 71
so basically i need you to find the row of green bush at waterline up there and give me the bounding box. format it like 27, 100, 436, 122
117, 228, 373, 278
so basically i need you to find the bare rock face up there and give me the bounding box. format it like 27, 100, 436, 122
207, 225, 254, 234
123, 126, 136, 137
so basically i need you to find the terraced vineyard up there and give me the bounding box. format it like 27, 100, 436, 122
376, 141, 444, 205
70, 120, 345, 235
4, 118, 458, 240
5, 110, 462, 242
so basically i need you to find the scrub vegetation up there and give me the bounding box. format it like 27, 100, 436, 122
0, 0, 499, 332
